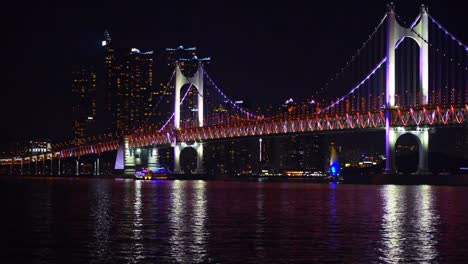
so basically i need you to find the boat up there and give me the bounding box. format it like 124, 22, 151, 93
134, 167, 171, 180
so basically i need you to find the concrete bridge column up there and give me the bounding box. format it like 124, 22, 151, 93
35, 157, 38, 175
50, 156, 53, 176
75, 158, 80, 176
195, 142, 204, 174
148, 148, 160, 169
415, 129, 430, 174
124, 136, 136, 176
42, 155, 45, 175
384, 117, 396, 174
174, 144, 182, 173
386, 127, 430, 175
135, 148, 142, 167
20, 158, 23, 175
95, 156, 100, 176
58, 158, 61, 176
173, 142, 204, 174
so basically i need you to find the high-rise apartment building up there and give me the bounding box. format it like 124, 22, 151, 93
71, 66, 97, 145
102, 29, 121, 130
102, 30, 157, 132
118, 48, 154, 132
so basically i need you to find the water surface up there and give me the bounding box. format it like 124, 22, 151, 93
1, 177, 467, 263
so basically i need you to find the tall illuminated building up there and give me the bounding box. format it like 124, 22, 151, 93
102, 29, 121, 130
71, 66, 97, 145
102, 29, 157, 132
147, 79, 173, 127
118, 48, 154, 132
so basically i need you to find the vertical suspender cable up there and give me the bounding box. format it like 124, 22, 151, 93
437, 24, 442, 105
430, 21, 435, 105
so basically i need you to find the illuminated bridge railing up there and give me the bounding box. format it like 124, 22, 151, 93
1, 105, 467, 163
0, 140, 121, 165
57, 140, 120, 158
128, 105, 468, 148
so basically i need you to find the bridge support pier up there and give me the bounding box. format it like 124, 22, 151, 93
57, 158, 61, 176
174, 144, 181, 173
123, 136, 136, 176
385, 127, 430, 175
94, 156, 100, 176
148, 148, 159, 169
384, 110, 395, 175
173, 142, 204, 174
195, 143, 204, 174
20, 158, 23, 175
42, 155, 45, 175
50, 156, 53, 176
75, 158, 80, 176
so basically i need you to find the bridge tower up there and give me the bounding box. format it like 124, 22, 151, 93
385, 4, 430, 174
173, 61, 205, 173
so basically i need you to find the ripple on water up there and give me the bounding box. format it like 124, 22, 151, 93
1, 178, 468, 263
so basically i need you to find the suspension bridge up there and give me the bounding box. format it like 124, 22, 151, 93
2, 4, 467, 176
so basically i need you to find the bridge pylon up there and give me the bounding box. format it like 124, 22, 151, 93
387, 127, 431, 174
175, 62, 204, 129
173, 61, 205, 174
385, 4, 430, 174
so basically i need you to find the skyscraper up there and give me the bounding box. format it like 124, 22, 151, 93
102, 30, 156, 133
118, 48, 154, 132
71, 66, 97, 145
147, 78, 173, 128
102, 29, 122, 130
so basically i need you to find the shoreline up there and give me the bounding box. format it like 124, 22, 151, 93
2, 173, 468, 186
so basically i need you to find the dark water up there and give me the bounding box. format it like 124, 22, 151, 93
1, 177, 468, 263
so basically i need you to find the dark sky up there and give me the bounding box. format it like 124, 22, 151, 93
1, 0, 466, 144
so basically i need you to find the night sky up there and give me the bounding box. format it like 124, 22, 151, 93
1, 0, 466, 144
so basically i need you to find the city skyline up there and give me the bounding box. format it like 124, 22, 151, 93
2, 0, 466, 143
2, 2, 468, 263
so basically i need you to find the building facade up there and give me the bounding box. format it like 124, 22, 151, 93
118, 48, 154, 132
71, 66, 97, 145
102, 30, 157, 132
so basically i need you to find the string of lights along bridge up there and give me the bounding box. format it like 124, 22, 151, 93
1, 4, 467, 176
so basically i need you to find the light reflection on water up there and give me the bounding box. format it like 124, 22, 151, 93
131, 180, 143, 262
380, 185, 439, 263
381, 185, 406, 261
192, 180, 208, 263
414, 185, 439, 262
89, 181, 112, 264
255, 184, 265, 262
4, 178, 468, 263
169, 180, 186, 263
328, 182, 338, 253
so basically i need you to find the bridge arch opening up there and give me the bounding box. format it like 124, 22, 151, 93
395, 133, 420, 174
180, 146, 198, 174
